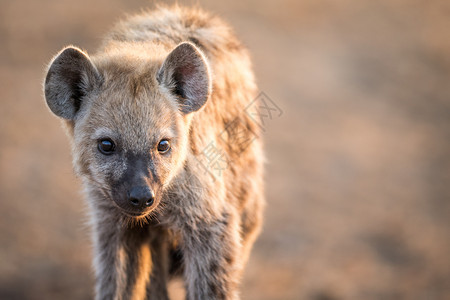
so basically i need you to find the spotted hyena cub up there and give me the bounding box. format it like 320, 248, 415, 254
44, 5, 264, 300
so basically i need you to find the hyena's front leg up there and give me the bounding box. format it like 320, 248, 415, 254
92, 212, 167, 300
182, 212, 243, 300
146, 226, 170, 300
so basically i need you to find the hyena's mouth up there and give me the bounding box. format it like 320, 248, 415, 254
121, 210, 150, 218
121, 210, 156, 228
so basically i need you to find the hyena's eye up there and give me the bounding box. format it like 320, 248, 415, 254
98, 138, 116, 155
157, 139, 170, 154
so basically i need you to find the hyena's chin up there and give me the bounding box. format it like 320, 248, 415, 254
122, 212, 156, 228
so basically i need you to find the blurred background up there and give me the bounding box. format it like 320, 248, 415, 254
1, 0, 450, 299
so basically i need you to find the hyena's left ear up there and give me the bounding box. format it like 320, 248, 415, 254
157, 42, 212, 114
44, 46, 100, 120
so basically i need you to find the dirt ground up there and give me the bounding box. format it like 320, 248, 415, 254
1, 0, 449, 299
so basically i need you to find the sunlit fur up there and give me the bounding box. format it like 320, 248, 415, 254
44, 5, 264, 300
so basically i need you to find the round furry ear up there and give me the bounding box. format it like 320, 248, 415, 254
44, 46, 100, 120
157, 42, 212, 114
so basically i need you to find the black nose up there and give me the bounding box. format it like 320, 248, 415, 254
128, 186, 155, 208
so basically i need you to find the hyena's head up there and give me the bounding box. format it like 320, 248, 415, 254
44, 42, 211, 218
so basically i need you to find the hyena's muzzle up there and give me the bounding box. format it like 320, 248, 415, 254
110, 153, 161, 217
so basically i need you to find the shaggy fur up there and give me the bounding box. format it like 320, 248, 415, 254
44, 5, 264, 300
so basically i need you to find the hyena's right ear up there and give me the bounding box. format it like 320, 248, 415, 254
44, 46, 100, 120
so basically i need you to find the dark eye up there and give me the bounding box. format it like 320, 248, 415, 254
98, 138, 115, 155
157, 139, 170, 154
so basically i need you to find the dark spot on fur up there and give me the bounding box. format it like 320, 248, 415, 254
224, 253, 234, 266
188, 37, 204, 49
183, 14, 210, 29
169, 247, 184, 277
209, 261, 219, 274
208, 281, 220, 298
